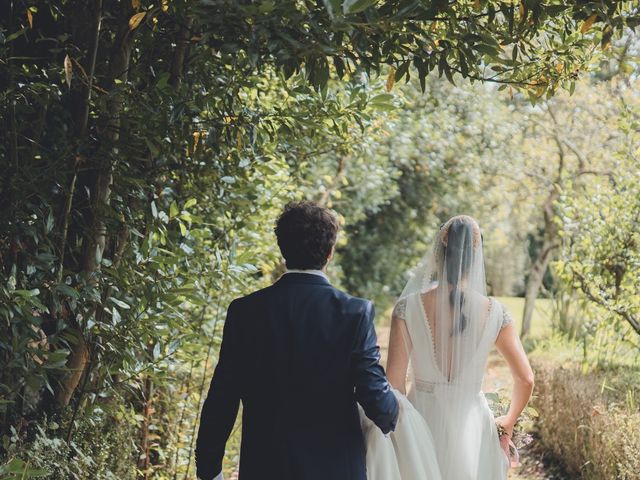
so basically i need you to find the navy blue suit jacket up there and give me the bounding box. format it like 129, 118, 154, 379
195, 272, 399, 480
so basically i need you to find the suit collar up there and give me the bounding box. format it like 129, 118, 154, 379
276, 272, 331, 286
285, 268, 328, 280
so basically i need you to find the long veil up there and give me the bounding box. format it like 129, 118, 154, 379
387, 215, 502, 478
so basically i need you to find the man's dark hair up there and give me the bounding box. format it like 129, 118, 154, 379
275, 201, 339, 270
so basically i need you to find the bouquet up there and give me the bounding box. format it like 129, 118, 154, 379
486, 390, 537, 469
496, 421, 520, 468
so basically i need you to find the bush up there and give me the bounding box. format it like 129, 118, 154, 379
1, 406, 138, 480
532, 360, 640, 479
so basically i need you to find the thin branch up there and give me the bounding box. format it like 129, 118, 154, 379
574, 271, 640, 336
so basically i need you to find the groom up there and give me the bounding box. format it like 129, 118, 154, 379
195, 201, 399, 480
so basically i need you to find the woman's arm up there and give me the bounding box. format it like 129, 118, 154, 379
494, 322, 534, 435
386, 314, 412, 394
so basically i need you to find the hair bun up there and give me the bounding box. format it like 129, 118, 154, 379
439, 215, 481, 249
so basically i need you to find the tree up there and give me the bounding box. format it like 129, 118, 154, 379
339, 75, 522, 306
555, 98, 640, 338
511, 76, 636, 336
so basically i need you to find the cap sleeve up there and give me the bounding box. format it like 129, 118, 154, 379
392, 298, 407, 320
500, 303, 514, 330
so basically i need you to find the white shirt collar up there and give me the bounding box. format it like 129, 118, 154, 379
285, 268, 328, 280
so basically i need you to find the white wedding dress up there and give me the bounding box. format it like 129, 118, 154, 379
359, 391, 443, 480
360, 216, 512, 480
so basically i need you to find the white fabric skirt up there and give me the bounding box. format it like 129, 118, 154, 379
360, 391, 442, 480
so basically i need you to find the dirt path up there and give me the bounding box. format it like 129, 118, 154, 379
376, 326, 555, 480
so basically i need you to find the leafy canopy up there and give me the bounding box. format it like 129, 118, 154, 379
198, 0, 639, 97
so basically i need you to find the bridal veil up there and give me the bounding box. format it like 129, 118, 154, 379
385, 215, 508, 479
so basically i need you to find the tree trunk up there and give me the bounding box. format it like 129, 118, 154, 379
53, 0, 103, 409
56, 1, 136, 408
169, 17, 194, 89
521, 237, 556, 337
81, 2, 134, 278
55, 329, 90, 407
521, 188, 559, 337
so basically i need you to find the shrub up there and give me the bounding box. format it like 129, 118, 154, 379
532, 360, 640, 479
1, 406, 138, 480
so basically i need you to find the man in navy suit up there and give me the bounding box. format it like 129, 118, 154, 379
195, 201, 399, 480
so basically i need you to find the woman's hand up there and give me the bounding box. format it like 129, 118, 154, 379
495, 415, 515, 437
496, 415, 521, 468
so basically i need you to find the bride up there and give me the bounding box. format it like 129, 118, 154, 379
360, 215, 535, 480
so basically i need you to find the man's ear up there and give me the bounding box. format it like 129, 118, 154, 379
326, 245, 335, 264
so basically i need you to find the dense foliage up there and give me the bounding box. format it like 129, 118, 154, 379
198, 0, 639, 97
556, 123, 640, 337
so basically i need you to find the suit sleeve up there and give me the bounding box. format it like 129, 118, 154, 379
195, 300, 241, 480
351, 301, 399, 434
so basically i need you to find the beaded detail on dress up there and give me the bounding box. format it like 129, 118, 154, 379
501, 305, 514, 329
392, 298, 408, 320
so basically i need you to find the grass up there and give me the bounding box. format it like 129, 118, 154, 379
493, 296, 553, 339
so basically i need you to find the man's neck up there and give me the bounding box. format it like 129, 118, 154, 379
284, 268, 328, 278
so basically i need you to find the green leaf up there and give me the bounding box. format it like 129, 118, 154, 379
169, 201, 179, 218
484, 392, 500, 403
343, 0, 377, 14
145, 138, 160, 156
443, 63, 455, 85
56, 284, 79, 299
45, 211, 54, 234
369, 93, 393, 104
43, 349, 70, 369
395, 61, 410, 82
5, 27, 29, 43
13, 289, 40, 298
109, 297, 131, 309
459, 51, 469, 78
323, 0, 342, 18
112, 306, 121, 324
